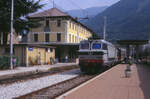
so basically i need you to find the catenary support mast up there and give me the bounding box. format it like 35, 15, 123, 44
103, 16, 107, 40
10, 0, 14, 69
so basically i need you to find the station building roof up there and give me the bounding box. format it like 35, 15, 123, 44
29, 8, 68, 18
28, 8, 96, 35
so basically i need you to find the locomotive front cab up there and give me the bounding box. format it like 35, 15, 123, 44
78, 51, 104, 73
79, 40, 106, 73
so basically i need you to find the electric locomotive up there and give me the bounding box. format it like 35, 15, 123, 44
78, 39, 120, 73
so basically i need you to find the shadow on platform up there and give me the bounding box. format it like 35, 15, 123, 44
136, 64, 150, 99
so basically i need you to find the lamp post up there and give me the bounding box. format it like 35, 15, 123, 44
10, 0, 14, 69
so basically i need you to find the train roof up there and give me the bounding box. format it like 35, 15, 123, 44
100, 40, 113, 45
80, 39, 114, 46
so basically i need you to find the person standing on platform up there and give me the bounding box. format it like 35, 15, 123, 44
65, 55, 68, 63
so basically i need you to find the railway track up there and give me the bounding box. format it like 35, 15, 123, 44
14, 67, 111, 99
0, 68, 81, 99
0, 65, 79, 85
0, 65, 114, 99
14, 74, 95, 99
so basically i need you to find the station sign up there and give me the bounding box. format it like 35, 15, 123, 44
28, 47, 33, 51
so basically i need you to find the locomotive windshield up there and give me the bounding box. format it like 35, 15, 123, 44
80, 43, 89, 49
92, 43, 102, 49
102, 44, 108, 50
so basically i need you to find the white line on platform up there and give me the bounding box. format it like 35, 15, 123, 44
56, 64, 120, 99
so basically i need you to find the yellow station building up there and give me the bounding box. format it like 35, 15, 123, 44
27, 8, 94, 62
0, 8, 94, 66
0, 44, 55, 66
28, 8, 92, 44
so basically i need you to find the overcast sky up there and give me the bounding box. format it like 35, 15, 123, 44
39, 0, 120, 11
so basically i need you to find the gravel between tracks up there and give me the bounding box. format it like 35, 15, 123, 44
0, 69, 80, 99
0, 65, 79, 85
17, 75, 94, 99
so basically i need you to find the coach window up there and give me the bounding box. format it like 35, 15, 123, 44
80, 43, 89, 49
92, 43, 102, 49
103, 44, 108, 50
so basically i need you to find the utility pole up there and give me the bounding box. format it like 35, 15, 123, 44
53, 0, 55, 8
10, 0, 14, 69
103, 16, 107, 40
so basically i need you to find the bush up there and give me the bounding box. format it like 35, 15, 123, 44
0, 56, 19, 70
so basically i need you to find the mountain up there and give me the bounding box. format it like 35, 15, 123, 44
85, 0, 150, 41
67, 6, 108, 18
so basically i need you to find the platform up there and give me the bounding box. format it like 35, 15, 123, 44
58, 64, 150, 99
0, 63, 78, 81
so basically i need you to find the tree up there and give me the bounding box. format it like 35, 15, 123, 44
0, 0, 43, 44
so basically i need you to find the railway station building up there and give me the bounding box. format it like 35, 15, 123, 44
0, 44, 55, 66
0, 7, 94, 67
26, 8, 93, 62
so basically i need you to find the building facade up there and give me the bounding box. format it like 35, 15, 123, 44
0, 32, 20, 45
0, 44, 55, 66
28, 8, 92, 44
27, 8, 94, 62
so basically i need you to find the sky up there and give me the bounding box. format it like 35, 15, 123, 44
39, 0, 120, 11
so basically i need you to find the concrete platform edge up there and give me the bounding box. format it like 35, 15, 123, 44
0, 64, 78, 81
56, 64, 120, 99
